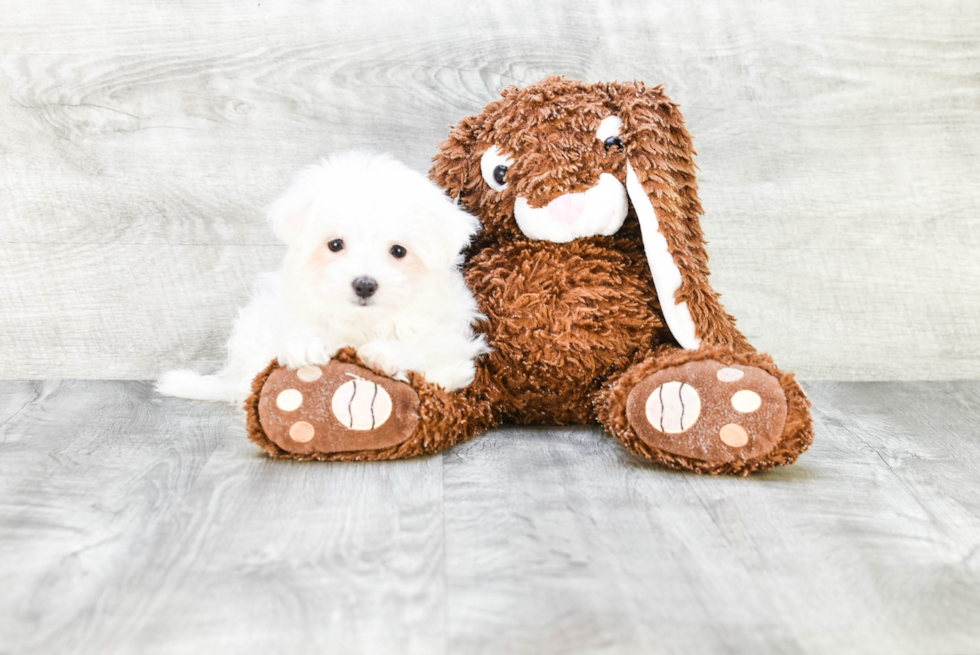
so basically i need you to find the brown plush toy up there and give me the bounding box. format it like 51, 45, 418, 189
246, 76, 813, 475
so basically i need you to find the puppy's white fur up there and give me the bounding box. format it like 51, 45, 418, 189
158, 150, 488, 404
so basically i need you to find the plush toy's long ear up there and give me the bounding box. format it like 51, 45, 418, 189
615, 83, 747, 350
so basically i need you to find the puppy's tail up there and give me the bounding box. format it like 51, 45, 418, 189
156, 369, 243, 404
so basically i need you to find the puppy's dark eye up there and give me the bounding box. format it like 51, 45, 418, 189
603, 136, 623, 150
327, 239, 344, 252
493, 165, 508, 186
390, 245, 407, 259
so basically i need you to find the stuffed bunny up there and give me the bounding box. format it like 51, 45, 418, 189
246, 77, 813, 475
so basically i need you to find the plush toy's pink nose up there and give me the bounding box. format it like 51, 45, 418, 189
545, 193, 587, 225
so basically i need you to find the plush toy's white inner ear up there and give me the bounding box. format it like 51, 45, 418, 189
625, 162, 701, 350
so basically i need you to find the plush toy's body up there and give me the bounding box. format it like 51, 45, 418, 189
247, 77, 813, 475
466, 234, 667, 425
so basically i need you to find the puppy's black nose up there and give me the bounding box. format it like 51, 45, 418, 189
352, 276, 378, 299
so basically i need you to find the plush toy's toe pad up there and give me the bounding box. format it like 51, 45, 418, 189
626, 360, 787, 463
258, 362, 419, 455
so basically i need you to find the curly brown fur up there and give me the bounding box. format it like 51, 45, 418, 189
466, 235, 672, 424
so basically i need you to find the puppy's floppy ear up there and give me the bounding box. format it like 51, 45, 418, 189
266, 165, 324, 245
437, 197, 482, 257
415, 196, 482, 270
613, 81, 745, 350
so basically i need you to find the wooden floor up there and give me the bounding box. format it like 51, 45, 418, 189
1, 381, 979, 654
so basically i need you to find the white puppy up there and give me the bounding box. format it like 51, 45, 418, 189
157, 151, 488, 404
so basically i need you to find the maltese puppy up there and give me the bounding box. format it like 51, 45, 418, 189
158, 150, 488, 404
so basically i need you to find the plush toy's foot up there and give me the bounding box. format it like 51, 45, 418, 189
244, 348, 499, 461
627, 359, 786, 463
596, 347, 813, 475
253, 360, 420, 457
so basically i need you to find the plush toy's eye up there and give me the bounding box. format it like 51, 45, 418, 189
328, 238, 345, 252
596, 115, 624, 151
480, 145, 514, 192
603, 136, 623, 150
493, 165, 508, 185
390, 245, 407, 259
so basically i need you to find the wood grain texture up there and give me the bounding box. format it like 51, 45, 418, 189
1, 0, 979, 379
0, 381, 446, 654
1, 380, 979, 654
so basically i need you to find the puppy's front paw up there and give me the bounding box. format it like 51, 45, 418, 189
357, 341, 426, 383
423, 360, 476, 392
277, 334, 336, 369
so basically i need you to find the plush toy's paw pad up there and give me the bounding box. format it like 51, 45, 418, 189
626, 361, 787, 463
258, 361, 419, 456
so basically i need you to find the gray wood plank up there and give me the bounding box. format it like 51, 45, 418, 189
0, 381, 445, 655
1, 381, 979, 654
1, 0, 979, 379
443, 382, 980, 654
0, 381, 229, 653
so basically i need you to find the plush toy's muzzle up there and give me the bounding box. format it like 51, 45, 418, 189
513, 173, 628, 242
